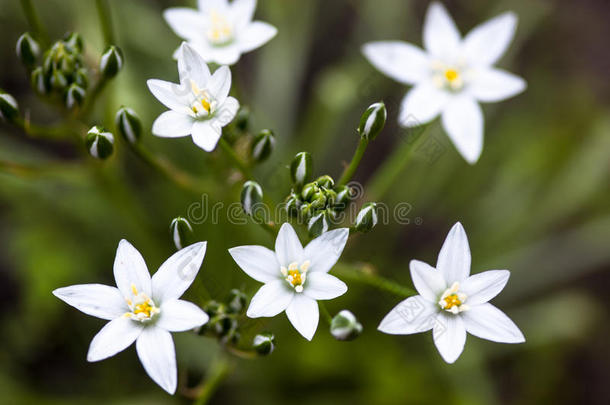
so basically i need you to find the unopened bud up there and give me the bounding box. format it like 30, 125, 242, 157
253, 333, 275, 355
169, 216, 193, 250
330, 310, 363, 341
16, 33, 40, 66
290, 151, 312, 187
100, 45, 123, 78
358, 101, 386, 140
31, 67, 48, 94
115, 106, 142, 144
354, 202, 378, 232
316, 175, 334, 189
284, 194, 300, 217
63, 32, 84, 53
334, 185, 351, 210
0, 90, 19, 122
308, 211, 329, 237
235, 106, 250, 132
240, 180, 263, 217
227, 289, 248, 313
50, 70, 67, 90
85, 126, 114, 160
75, 68, 89, 88
250, 129, 275, 162
65, 83, 85, 109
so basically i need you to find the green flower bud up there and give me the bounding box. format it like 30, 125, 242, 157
334, 185, 351, 210
301, 182, 318, 201
284, 194, 300, 217
85, 126, 114, 160
227, 289, 248, 313
253, 333, 275, 356
65, 83, 85, 109
310, 190, 327, 209
216, 316, 238, 338
202, 300, 223, 320
50, 70, 68, 90
299, 202, 312, 218
358, 101, 386, 140
330, 310, 363, 341
290, 151, 312, 187
354, 202, 378, 233
0, 90, 19, 122
308, 211, 329, 237
31, 67, 48, 94
100, 45, 123, 78
235, 106, 250, 132
63, 32, 84, 53
316, 175, 334, 189
74, 68, 89, 88
241, 180, 263, 216
16, 33, 40, 66
115, 106, 142, 144
169, 216, 193, 250
250, 129, 275, 162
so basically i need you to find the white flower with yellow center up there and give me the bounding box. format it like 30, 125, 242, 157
52, 240, 209, 394
362, 2, 526, 164
378, 222, 524, 363
147, 42, 239, 152
229, 223, 349, 340
164, 0, 277, 65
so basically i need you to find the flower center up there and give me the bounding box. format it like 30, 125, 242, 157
189, 80, 217, 118
438, 282, 469, 314
280, 260, 310, 293
431, 61, 465, 91
207, 10, 233, 46
124, 284, 160, 322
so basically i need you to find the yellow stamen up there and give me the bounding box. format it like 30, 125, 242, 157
442, 293, 462, 310
444, 69, 459, 82
287, 269, 303, 287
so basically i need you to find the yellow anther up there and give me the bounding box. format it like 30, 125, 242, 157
442, 294, 462, 310
444, 69, 459, 82
287, 269, 303, 287
131, 284, 138, 296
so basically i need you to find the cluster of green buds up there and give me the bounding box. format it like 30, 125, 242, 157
198, 289, 248, 345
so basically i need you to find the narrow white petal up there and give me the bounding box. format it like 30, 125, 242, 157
462, 303, 525, 343
398, 84, 449, 127
460, 270, 510, 305
215, 96, 239, 126
198, 0, 228, 14
113, 240, 152, 298
302, 228, 348, 273
197, 43, 241, 66
191, 121, 222, 152
231, 0, 256, 30
177, 42, 211, 85
152, 111, 194, 138
228, 245, 280, 283
247, 280, 294, 318
147, 79, 190, 113
163, 8, 204, 41
237, 21, 277, 53
303, 273, 347, 300
208, 65, 232, 103
436, 222, 471, 283
423, 2, 461, 59
433, 312, 466, 363
156, 299, 209, 332
285, 294, 319, 341
136, 327, 177, 394
462, 12, 517, 66
378, 295, 438, 335
53, 284, 127, 320
441, 95, 484, 164
275, 223, 304, 267
362, 41, 430, 85
152, 242, 206, 304
409, 260, 447, 301
468, 68, 526, 102
87, 317, 143, 362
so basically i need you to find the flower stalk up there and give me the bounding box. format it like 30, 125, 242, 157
338, 137, 368, 186
332, 262, 416, 298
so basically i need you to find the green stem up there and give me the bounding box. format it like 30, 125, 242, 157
19, 0, 49, 45
79, 77, 108, 118
12, 116, 78, 140
333, 263, 416, 298
319, 302, 332, 325
218, 137, 251, 178
193, 359, 232, 405
95, 0, 115, 46
338, 137, 369, 185
365, 124, 430, 200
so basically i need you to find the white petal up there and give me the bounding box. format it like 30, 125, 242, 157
152, 242, 206, 304
136, 327, 177, 394
462, 303, 525, 343
468, 68, 526, 102
462, 12, 517, 66
231, 0, 256, 30
441, 95, 484, 164
378, 295, 438, 335
237, 21, 277, 53
215, 96, 239, 126
302, 228, 348, 273
156, 299, 209, 332
152, 111, 194, 138
228, 245, 280, 283
433, 312, 466, 363
398, 84, 449, 127
423, 2, 461, 59
197, 43, 241, 65
191, 120, 222, 152
53, 284, 127, 320
113, 240, 152, 298
87, 317, 143, 362
177, 42, 211, 85
460, 270, 510, 305
436, 222, 471, 283
362, 41, 430, 85
198, 0, 228, 14
208, 65, 232, 102
163, 8, 204, 41
303, 273, 347, 300
409, 260, 446, 301
247, 280, 294, 318
147, 79, 190, 113
285, 294, 319, 341
275, 223, 303, 267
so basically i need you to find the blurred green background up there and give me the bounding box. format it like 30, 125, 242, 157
1, 0, 609, 404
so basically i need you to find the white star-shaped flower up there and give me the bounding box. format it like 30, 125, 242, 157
147, 42, 239, 152
362, 2, 526, 164
229, 223, 349, 340
164, 0, 277, 65
378, 222, 524, 363
53, 240, 209, 394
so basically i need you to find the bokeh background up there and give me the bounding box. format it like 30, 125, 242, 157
1, 0, 610, 404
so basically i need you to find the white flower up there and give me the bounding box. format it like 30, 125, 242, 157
164, 0, 277, 65
53, 240, 209, 394
378, 222, 524, 364
229, 223, 349, 340
147, 42, 239, 152
362, 2, 526, 164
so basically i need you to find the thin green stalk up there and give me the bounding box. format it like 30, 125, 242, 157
95, 0, 115, 46
193, 358, 232, 405
319, 302, 332, 325
79, 77, 108, 118
12, 117, 78, 140
333, 263, 416, 298
19, 0, 49, 45
338, 137, 368, 185
218, 137, 251, 178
